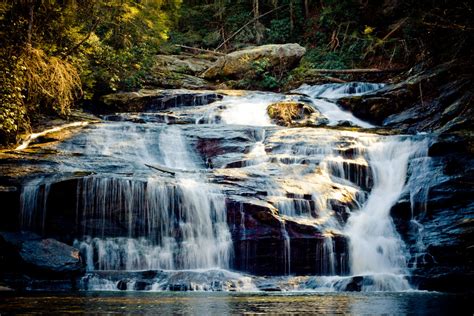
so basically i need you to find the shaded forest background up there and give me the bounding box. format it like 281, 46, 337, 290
1, 0, 473, 145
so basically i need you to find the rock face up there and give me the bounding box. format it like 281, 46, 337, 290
267, 100, 329, 127
337, 62, 474, 133
389, 134, 474, 292
145, 55, 215, 89
202, 44, 306, 79
100, 89, 223, 113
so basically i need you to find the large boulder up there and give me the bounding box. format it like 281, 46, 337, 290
153, 55, 213, 75
202, 44, 306, 79
142, 55, 215, 89
19, 238, 83, 275
0, 231, 83, 277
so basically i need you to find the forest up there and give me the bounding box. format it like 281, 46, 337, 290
1, 0, 472, 145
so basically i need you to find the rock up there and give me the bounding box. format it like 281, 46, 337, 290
153, 55, 213, 75
0, 231, 42, 247
0, 285, 14, 291
100, 89, 224, 113
145, 72, 212, 90
19, 238, 83, 275
337, 61, 474, 133
202, 44, 306, 79
225, 197, 349, 276
141, 55, 216, 89
267, 101, 328, 127
117, 280, 128, 291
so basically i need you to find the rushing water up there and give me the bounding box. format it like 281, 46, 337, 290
15, 82, 438, 294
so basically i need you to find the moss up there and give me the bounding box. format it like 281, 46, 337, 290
267, 101, 315, 126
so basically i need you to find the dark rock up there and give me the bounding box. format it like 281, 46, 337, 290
337, 62, 474, 133
117, 280, 128, 291
134, 280, 152, 291
168, 283, 190, 291
19, 239, 83, 276
226, 197, 349, 275
100, 89, 223, 113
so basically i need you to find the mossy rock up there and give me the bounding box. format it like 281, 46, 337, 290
267, 101, 328, 127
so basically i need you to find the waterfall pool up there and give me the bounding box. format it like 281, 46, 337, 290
0, 291, 471, 315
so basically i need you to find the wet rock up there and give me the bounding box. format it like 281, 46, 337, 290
168, 283, 190, 291
337, 62, 474, 133
267, 101, 328, 127
389, 135, 474, 292
100, 89, 223, 113
134, 280, 152, 291
202, 44, 306, 79
117, 280, 128, 291
225, 198, 349, 275
325, 159, 373, 190
19, 239, 83, 275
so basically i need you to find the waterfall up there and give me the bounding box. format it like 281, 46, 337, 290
73, 125, 233, 271
344, 138, 428, 290
13, 83, 438, 292
295, 82, 385, 99
74, 175, 232, 271
293, 82, 385, 127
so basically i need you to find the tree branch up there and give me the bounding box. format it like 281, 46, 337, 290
65, 18, 101, 57
214, 4, 289, 52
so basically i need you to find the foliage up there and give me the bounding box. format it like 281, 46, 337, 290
0, 0, 181, 146
266, 18, 292, 43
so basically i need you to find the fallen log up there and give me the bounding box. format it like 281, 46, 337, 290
322, 76, 348, 83
174, 44, 226, 56
145, 164, 176, 176
308, 68, 405, 74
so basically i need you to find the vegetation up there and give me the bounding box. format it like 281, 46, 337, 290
0, 1, 180, 145
1, 0, 472, 145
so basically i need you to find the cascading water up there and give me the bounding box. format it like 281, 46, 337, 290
293, 82, 385, 127
344, 138, 429, 291
15, 82, 434, 292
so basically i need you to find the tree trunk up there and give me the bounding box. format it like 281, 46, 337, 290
27, 4, 34, 46
253, 0, 263, 44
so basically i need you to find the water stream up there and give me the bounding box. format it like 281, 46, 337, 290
16, 82, 435, 292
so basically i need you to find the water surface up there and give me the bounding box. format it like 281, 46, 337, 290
0, 292, 471, 315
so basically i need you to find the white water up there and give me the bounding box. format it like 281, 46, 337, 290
16, 83, 434, 292
344, 138, 428, 290
69, 123, 233, 271
295, 82, 385, 99
201, 92, 282, 126
294, 82, 385, 127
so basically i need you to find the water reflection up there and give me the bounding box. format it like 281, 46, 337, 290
0, 292, 471, 315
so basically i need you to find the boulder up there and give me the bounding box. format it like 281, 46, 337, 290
141, 54, 216, 89
19, 239, 83, 275
153, 55, 213, 75
267, 101, 328, 127
100, 89, 224, 113
202, 44, 306, 79
145, 72, 212, 90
